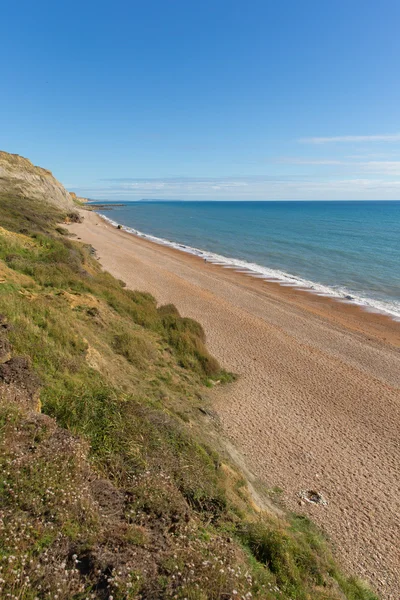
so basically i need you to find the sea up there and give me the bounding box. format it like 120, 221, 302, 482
92, 200, 400, 321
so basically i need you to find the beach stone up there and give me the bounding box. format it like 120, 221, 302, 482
299, 490, 328, 506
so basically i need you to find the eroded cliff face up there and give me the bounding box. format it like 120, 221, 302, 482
69, 191, 88, 204
0, 151, 74, 210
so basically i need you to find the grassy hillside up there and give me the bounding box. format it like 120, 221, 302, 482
0, 194, 377, 600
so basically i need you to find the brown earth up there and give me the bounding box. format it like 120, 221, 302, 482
68, 210, 400, 599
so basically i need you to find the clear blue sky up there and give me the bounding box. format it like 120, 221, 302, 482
2, 0, 400, 200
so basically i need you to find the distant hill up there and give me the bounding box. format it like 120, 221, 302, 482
0, 151, 74, 210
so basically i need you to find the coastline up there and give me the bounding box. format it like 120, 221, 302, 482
98, 208, 400, 324
69, 209, 400, 599
95, 210, 400, 348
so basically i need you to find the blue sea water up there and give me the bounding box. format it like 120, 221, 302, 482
94, 201, 400, 320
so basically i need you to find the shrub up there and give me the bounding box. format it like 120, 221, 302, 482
113, 330, 156, 366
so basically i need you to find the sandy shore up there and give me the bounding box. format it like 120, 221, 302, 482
69, 210, 400, 599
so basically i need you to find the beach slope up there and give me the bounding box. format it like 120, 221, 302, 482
70, 210, 400, 599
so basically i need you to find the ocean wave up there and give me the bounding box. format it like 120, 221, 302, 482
98, 213, 400, 322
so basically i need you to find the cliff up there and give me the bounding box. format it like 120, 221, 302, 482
0, 151, 74, 210
70, 191, 89, 204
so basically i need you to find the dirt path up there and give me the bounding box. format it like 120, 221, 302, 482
69, 211, 400, 599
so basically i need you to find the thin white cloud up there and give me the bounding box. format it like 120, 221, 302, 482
72, 174, 400, 201
362, 161, 400, 175
277, 158, 400, 176
279, 158, 344, 165
300, 133, 400, 144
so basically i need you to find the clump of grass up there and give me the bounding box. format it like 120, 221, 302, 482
238, 514, 378, 600
239, 518, 324, 597
159, 306, 223, 378
113, 330, 156, 367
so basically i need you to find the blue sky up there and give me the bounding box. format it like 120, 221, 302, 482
2, 0, 400, 200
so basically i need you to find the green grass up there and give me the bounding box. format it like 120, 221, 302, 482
0, 193, 378, 599
112, 330, 157, 367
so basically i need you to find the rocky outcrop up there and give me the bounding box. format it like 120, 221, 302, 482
0, 151, 74, 210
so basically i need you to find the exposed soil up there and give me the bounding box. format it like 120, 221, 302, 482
0, 356, 41, 410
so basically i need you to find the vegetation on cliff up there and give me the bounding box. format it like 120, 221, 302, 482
0, 192, 377, 599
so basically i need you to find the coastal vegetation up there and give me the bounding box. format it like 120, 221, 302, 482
0, 191, 378, 599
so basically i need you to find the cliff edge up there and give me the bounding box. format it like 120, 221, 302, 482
0, 151, 74, 210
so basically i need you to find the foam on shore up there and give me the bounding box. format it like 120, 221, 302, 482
99, 213, 400, 322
